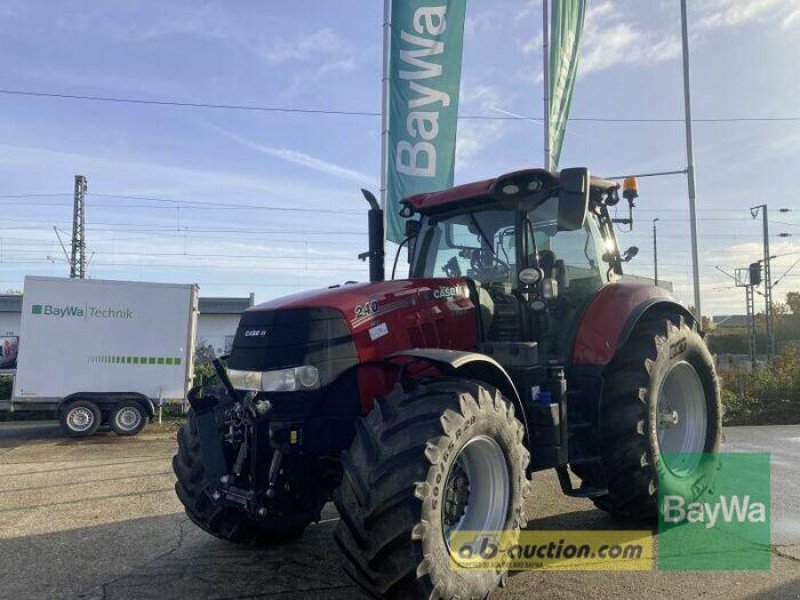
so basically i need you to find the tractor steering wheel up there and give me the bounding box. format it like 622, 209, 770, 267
470, 249, 511, 282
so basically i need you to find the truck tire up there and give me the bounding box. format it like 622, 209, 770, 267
60, 399, 102, 437
110, 401, 148, 436
333, 378, 531, 599
172, 411, 326, 544
576, 312, 722, 520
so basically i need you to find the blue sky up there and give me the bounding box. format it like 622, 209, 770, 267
1, 0, 799, 316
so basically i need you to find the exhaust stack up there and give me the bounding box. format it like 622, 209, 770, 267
358, 189, 385, 282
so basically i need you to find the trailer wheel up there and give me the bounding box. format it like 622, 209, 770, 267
334, 378, 530, 599
173, 411, 328, 544
110, 401, 147, 436
60, 400, 101, 437
575, 312, 722, 520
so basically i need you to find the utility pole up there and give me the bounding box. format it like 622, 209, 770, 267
70, 175, 88, 279
750, 204, 773, 357
739, 263, 761, 371
653, 218, 660, 287
680, 0, 702, 319
542, 0, 551, 171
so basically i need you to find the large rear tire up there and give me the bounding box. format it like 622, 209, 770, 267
575, 312, 722, 520
333, 378, 531, 599
172, 411, 328, 544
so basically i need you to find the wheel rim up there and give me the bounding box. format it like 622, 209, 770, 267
656, 361, 708, 475
442, 435, 510, 560
115, 407, 142, 431
67, 407, 94, 432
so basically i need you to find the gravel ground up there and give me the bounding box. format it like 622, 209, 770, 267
0, 421, 798, 600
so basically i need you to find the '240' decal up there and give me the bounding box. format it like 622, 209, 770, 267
354, 300, 379, 320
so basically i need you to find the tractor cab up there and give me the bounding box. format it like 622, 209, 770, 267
403, 168, 630, 360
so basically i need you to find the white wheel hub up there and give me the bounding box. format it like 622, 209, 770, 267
442, 435, 510, 562
67, 407, 94, 432
115, 406, 142, 431
656, 361, 708, 475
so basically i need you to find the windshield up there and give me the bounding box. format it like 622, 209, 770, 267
411, 200, 608, 286
412, 209, 517, 287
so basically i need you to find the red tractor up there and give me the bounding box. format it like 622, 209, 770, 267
174, 168, 721, 599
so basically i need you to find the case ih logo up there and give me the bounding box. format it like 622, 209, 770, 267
244, 329, 268, 338
433, 286, 463, 300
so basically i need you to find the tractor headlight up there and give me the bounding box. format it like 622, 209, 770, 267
228, 366, 321, 392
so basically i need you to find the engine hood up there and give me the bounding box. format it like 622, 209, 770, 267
230, 278, 478, 380
248, 278, 472, 331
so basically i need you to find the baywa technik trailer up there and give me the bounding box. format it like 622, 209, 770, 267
12, 276, 198, 436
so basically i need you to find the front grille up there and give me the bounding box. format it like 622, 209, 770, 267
228, 307, 358, 387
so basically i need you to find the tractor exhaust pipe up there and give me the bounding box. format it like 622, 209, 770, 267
359, 189, 385, 282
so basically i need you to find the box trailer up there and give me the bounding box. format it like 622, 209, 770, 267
12, 276, 198, 436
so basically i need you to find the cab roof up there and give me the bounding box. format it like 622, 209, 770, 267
404, 168, 618, 215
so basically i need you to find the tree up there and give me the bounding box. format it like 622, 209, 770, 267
786, 291, 800, 315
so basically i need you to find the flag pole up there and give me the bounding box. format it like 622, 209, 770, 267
380, 0, 391, 211
543, 0, 551, 171
680, 0, 702, 318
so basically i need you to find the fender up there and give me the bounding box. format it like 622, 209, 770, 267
388, 348, 529, 441
58, 392, 156, 419
571, 283, 697, 366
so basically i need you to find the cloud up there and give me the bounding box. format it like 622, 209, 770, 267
211, 126, 377, 186
781, 7, 800, 29
262, 28, 348, 64
456, 84, 511, 170
696, 0, 782, 31
464, 11, 503, 37
579, 1, 680, 77
519, 31, 544, 56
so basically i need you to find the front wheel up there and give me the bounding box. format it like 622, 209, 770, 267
60, 399, 101, 437
334, 378, 531, 599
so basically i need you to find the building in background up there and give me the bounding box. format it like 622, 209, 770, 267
0, 293, 254, 358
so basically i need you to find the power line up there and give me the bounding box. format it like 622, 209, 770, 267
0, 192, 363, 214
3, 88, 800, 123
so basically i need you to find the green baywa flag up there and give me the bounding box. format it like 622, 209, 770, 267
386, 1, 467, 243
549, 0, 586, 169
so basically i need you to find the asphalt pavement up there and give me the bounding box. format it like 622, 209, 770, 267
0, 421, 798, 600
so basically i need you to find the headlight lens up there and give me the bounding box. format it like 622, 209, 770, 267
228, 366, 321, 392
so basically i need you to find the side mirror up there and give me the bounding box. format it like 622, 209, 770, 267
623, 246, 639, 262
405, 219, 421, 263
558, 167, 589, 231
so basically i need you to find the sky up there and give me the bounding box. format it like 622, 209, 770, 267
1, 0, 799, 317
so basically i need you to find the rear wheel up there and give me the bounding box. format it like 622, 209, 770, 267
333, 378, 530, 599
60, 400, 101, 437
576, 312, 722, 520
110, 401, 147, 436
172, 411, 329, 544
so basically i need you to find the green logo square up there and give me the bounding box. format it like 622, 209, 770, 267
32, 305, 42, 314
658, 452, 770, 570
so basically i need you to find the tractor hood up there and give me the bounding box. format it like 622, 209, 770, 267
227, 278, 478, 385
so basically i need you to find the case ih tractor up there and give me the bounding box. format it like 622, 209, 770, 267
173, 168, 721, 599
